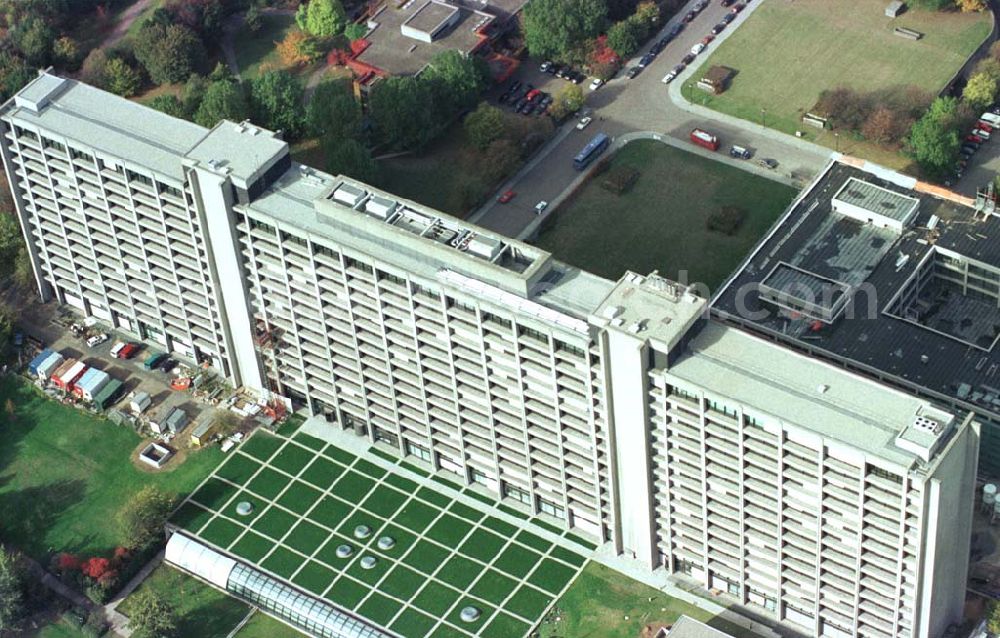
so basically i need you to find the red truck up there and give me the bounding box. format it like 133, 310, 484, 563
690, 128, 720, 151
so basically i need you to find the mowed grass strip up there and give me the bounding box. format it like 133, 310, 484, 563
458, 528, 506, 563
480, 612, 530, 638
505, 585, 554, 620
356, 592, 403, 627
230, 531, 274, 563
270, 444, 316, 476
200, 517, 245, 550
214, 453, 262, 484
469, 569, 518, 606
685, 0, 990, 141
276, 481, 323, 515
360, 484, 409, 518
389, 608, 438, 638
172, 502, 214, 534
292, 560, 338, 597
191, 478, 240, 511
527, 557, 579, 595
533, 141, 797, 291
380, 564, 426, 599
240, 432, 284, 462
326, 575, 370, 609
493, 544, 543, 579
424, 514, 473, 547
284, 520, 330, 555
261, 546, 305, 579
300, 457, 345, 489
246, 467, 291, 500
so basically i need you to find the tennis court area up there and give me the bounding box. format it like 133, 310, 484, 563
170, 428, 590, 638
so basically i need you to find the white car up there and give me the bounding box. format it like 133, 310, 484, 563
110, 341, 126, 357
690, 42, 706, 56
589, 78, 604, 91
577, 116, 593, 130
981, 112, 1000, 126
535, 201, 549, 215
662, 71, 677, 84
87, 333, 109, 348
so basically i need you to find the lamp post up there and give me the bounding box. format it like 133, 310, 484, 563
835, 132, 840, 153
760, 108, 766, 128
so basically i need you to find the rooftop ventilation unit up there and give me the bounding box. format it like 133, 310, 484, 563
330, 183, 367, 208
912, 414, 943, 435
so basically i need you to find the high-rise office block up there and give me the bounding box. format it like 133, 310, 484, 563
1, 73, 980, 638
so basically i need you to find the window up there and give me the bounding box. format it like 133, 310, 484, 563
469, 467, 490, 487
867, 466, 902, 484
518, 325, 548, 344
706, 399, 737, 418
125, 169, 153, 188
555, 340, 584, 358
373, 426, 398, 448
248, 218, 276, 235
537, 495, 564, 519
483, 312, 512, 330
377, 270, 405, 286
281, 231, 308, 249
41, 137, 66, 153
313, 243, 338, 260
405, 441, 432, 462
502, 482, 531, 505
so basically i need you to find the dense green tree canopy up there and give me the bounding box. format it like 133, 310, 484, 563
249, 70, 306, 138
464, 102, 505, 150
523, 0, 607, 60
135, 22, 205, 84
194, 79, 250, 128
295, 0, 346, 37
0, 548, 24, 633
422, 50, 488, 115
323, 137, 379, 183
128, 589, 178, 638
369, 76, 436, 150
306, 80, 362, 140
907, 97, 963, 180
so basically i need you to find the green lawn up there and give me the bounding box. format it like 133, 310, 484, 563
533, 140, 797, 292
118, 565, 250, 637
234, 610, 307, 638
32, 619, 89, 638
0, 376, 223, 560
234, 14, 304, 80
682, 0, 991, 166
538, 562, 755, 638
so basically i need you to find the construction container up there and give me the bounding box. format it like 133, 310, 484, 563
51, 359, 79, 390
129, 392, 152, 414
73, 368, 110, 401
27, 349, 54, 376
36, 351, 64, 381
92, 379, 124, 411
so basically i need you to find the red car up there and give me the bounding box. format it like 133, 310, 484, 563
497, 190, 516, 204
701, 34, 715, 45
117, 343, 139, 359
731, 3, 744, 12
525, 89, 541, 101
977, 121, 994, 132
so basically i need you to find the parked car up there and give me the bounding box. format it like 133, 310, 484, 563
711, 23, 725, 35
509, 80, 522, 92
570, 71, 585, 84
702, 34, 715, 45
86, 333, 109, 348
627, 66, 642, 78
730, 145, 752, 159
662, 71, 677, 83
497, 190, 516, 203
722, 12, 736, 23
758, 158, 778, 169
535, 201, 549, 215
683, 10, 696, 22
577, 116, 593, 130
670, 23, 684, 37
589, 78, 604, 91
651, 41, 665, 55
554, 65, 568, 78
731, 3, 745, 12
721, 0, 736, 6
673, 63, 686, 74
144, 352, 168, 371
682, 53, 696, 65
639, 53, 655, 68
540, 61, 553, 73
525, 88, 541, 101
110, 341, 127, 358
117, 343, 139, 359
694, 0, 708, 10
690, 43, 706, 56
966, 134, 982, 145
497, 92, 511, 105
974, 128, 991, 141
962, 144, 979, 155
658, 36, 672, 48
158, 358, 177, 373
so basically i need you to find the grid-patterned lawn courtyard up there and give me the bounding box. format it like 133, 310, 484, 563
170, 429, 588, 638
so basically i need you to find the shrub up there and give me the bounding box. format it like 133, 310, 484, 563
601, 166, 639, 194
707, 206, 747, 235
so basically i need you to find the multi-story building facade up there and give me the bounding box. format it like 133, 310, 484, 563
0, 73, 980, 638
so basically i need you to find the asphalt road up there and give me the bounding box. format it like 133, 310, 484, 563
469, 0, 831, 239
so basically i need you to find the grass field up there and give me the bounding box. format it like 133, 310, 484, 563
682, 0, 991, 166
119, 565, 251, 636
532, 140, 797, 292
538, 562, 755, 638
234, 610, 307, 638
234, 14, 314, 80
0, 376, 223, 561
173, 429, 589, 638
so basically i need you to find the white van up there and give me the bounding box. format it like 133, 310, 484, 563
980, 112, 1000, 126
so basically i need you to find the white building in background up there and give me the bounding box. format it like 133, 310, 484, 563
0, 72, 980, 638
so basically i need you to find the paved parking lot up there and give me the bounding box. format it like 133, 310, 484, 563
17, 299, 214, 434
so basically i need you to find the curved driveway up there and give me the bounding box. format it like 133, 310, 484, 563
469, 0, 832, 239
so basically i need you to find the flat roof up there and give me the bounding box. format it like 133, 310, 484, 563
670, 322, 956, 468
2, 72, 208, 182
356, 3, 495, 76
404, 0, 459, 35
833, 176, 919, 223
591, 272, 707, 351
183, 120, 288, 188
712, 159, 1000, 426
242, 167, 614, 330
667, 616, 737, 638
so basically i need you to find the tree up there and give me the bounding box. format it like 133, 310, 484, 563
464, 102, 505, 149
11, 16, 54, 66
149, 94, 188, 118
295, 0, 346, 37
104, 57, 143, 97
323, 137, 378, 183
861, 106, 897, 144
81, 47, 110, 87
134, 22, 204, 85
306, 80, 362, 139
0, 548, 23, 633
249, 70, 306, 138
276, 29, 321, 66
523, 0, 607, 60
987, 600, 1000, 636
0, 213, 25, 281
344, 22, 367, 41
481, 138, 521, 184
13, 246, 32, 290
0, 52, 33, 103
194, 79, 250, 128
964, 71, 997, 110
550, 83, 584, 120
117, 486, 174, 550
53, 36, 81, 70
244, 3, 262, 32
957, 0, 987, 10
907, 96, 963, 179
166, 0, 225, 40
607, 19, 643, 58
182, 73, 208, 116
128, 589, 178, 638
422, 50, 487, 115
369, 76, 436, 149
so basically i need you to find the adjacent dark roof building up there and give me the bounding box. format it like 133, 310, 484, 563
711, 157, 1000, 472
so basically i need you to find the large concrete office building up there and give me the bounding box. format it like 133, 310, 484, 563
0, 73, 981, 638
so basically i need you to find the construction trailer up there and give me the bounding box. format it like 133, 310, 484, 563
93, 379, 124, 411
35, 351, 64, 381
73, 368, 110, 401
52, 359, 85, 390
27, 349, 54, 376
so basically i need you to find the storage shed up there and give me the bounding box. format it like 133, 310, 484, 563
885, 1, 904, 17
190, 419, 215, 446
165, 408, 189, 434
27, 349, 54, 376
36, 351, 64, 380
73, 368, 110, 401
93, 379, 124, 411
130, 391, 152, 414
